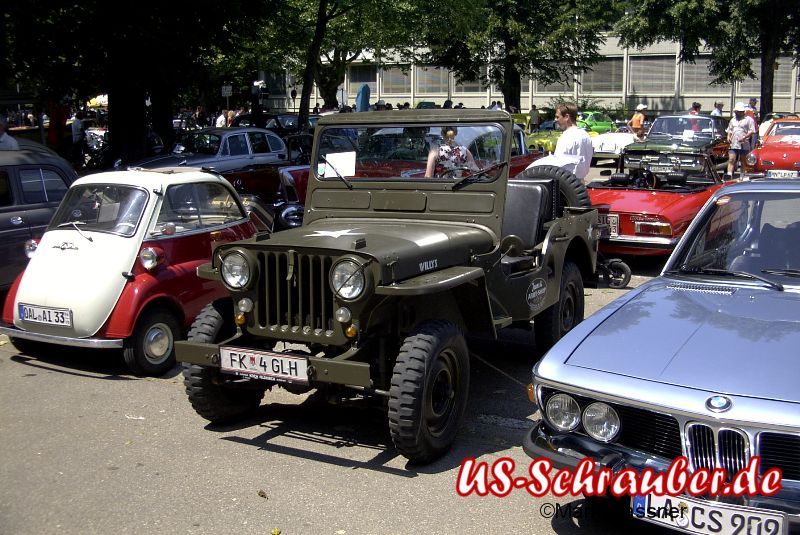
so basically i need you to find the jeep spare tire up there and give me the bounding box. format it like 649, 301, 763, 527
515, 164, 591, 210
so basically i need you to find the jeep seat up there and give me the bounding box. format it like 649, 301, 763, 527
502, 179, 552, 251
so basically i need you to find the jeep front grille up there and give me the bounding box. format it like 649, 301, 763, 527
686, 424, 750, 481
255, 251, 336, 336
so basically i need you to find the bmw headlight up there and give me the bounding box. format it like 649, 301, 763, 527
746, 153, 757, 166
582, 402, 621, 442
221, 252, 250, 289
139, 247, 159, 270
545, 393, 581, 432
330, 260, 365, 300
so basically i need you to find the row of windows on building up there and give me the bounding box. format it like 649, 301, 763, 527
341, 56, 797, 96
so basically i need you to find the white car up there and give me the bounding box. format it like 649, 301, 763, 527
0, 168, 257, 375
591, 131, 637, 161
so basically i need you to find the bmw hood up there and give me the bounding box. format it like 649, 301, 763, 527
259, 219, 494, 281
564, 279, 800, 402
13, 230, 140, 338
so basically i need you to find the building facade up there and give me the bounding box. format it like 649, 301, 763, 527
267, 38, 799, 115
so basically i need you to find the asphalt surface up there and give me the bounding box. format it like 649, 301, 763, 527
0, 162, 675, 535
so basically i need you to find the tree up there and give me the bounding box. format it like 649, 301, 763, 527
615, 0, 800, 117
261, 0, 422, 129
419, 0, 622, 111
4, 1, 271, 162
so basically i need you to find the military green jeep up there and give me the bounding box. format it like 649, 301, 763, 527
176, 109, 600, 463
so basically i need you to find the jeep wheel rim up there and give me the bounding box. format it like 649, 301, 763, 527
426, 349, 457, 436
143, 322, 174, 365
561, 283, 577, 334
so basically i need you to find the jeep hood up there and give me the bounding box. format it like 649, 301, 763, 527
263, 219, 495, 281
632, 137, 710, 153
564, 279, 800, 402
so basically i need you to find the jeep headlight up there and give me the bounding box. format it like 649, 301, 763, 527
330, 260, 365, 300
221, 252, 250, 289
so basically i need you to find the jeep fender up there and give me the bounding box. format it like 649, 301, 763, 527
376, 266, 495, 337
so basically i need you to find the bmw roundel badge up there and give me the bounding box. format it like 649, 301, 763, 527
705, 395, 732, 413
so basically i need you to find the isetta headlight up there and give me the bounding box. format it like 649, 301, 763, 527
330, 260, 365, 300
24, 239, 38, 259
221, 252, 250, 289
139, 247, 160, 270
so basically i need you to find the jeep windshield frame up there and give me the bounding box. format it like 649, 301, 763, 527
314, 120, 508, 183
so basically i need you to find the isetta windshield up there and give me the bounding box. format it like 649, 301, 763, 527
316, 123, 507, 181
49, 184, 148, 237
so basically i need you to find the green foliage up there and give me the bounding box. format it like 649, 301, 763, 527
418, 0, 625, 110
615, 0, 800, 113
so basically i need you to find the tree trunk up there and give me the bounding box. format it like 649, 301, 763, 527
107, 43, 147, 164
298, 0, 330, 131
501, 33, 522, 112
759, 33, 778, 118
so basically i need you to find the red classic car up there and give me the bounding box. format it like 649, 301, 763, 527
747, 118, 800, 178
589, 152, 734, 256
0, 168, 257, 375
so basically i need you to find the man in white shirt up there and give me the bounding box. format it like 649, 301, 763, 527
215, 110, 227, 127
553, 102, 593, 182
0, 117, 20, 150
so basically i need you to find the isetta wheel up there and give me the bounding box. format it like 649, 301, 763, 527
123, 309, 179, 376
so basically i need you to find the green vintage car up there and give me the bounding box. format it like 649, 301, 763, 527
576, 111, 615, 134
622, 114, 730, 172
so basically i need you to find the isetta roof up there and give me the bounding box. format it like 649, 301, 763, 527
72, 167, 230, 188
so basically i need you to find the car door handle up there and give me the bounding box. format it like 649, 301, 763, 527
10, 216, 23, 226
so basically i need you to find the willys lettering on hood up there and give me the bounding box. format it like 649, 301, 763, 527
265, 220, 494, 282
565, 281, 800, 403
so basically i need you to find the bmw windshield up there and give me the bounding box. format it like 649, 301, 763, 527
50, 185, 149, 237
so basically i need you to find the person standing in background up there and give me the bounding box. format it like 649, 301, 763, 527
529, 105, 540, 132
553, 102, 593, 182
711, 102, 724, 117
0, 117, 20, 150
726, 102, 756, 179
215, 110, 227, 127
746, 97, 760, 147
627, 104, 647, 141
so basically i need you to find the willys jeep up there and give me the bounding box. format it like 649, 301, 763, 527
176, 110, 600, 463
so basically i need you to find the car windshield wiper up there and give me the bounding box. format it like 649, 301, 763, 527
762, 268, 800, 278
451, 161, 508, 191
318, 154, 353, 190
56, 221, 93, 242
666, 266, 783, 291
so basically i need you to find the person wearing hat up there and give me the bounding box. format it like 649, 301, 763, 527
627, 104, 647, 141
725, 102, 757, 179
375, 99, 386, 111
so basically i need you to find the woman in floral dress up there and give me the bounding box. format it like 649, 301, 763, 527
425, 126, 477, 177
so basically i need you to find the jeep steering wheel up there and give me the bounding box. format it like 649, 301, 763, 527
439, 166, 473, 178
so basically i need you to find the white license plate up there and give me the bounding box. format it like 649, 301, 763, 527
598, 213, 619, 237
766, 169, 799, 178
18, 303, 72, 327
220, 346, 308, 384
649, 165, 674, 173
632, 494, 785, 535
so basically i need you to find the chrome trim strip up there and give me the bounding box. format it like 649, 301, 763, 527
0, 326, 124, 348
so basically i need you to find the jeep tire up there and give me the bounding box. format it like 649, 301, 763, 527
183, 302, 266, 423
388, 320, 469, 463
515, 164, 591, 210
123, 308, 179, 376
534, 261, 584, 350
